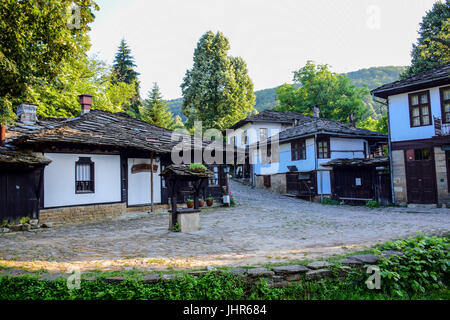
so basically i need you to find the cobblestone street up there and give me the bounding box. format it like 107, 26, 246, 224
1, 181, 449, 272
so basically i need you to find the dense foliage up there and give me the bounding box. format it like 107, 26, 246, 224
0, 0, 99, 123
140, 83, 182, 129
401, 0, 450, 79
167, 66, 404, 124
181, 31, 256, 130
375, 234, 450, 297
275, 61, 370, 125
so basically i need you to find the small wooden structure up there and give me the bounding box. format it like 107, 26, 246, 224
160, 164, 213, 232
323, 157, 392, 205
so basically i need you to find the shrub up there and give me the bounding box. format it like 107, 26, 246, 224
375, 234, 450, 297
365, 200, 380, 208
321, 198, 339, 205
189, 163, 207, 173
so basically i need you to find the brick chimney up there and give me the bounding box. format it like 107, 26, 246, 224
79, 94, 93, 115
313, 105, 320, 118
0, 125, 5, 147
17, 103, 37, 124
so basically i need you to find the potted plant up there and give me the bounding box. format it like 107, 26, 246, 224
198, 198, 205, 207
222, 186, 230, 206
187, 199, 194, 209
206, 196, 214, 207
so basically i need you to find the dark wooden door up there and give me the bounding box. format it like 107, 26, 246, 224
0, 168, 43, 221
333, 167, 374, 200
405, 157, 437, 204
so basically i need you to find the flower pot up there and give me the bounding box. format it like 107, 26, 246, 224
198, 200, 204, 207
206, 199, 213, 207
187, 201, 194, 209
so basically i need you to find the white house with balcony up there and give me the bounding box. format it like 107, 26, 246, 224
372, 62, 450, 207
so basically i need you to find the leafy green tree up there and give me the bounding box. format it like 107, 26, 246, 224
275, 61, 369, 124
181, 31, 256, 130
358, 113, 388, 133
27, 55, 136, 118
141, 83, 177, 129
401, 0, 450, 79
112, 39, 142, 118
0, 0, 99, 124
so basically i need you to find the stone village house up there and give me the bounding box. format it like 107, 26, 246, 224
228, 109, 388, 202
372, 62, 450, 207
0, 95, 229, 225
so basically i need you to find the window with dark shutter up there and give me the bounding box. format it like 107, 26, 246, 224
75, 157, 95, 193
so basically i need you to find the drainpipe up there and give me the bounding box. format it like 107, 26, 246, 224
0, 125, 5, 147
386, 98, 395, 205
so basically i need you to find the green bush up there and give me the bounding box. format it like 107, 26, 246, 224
189, 163, 207, 173
321, 198, 340, 205
375, 234, 450, 297
365, 200, 380, 208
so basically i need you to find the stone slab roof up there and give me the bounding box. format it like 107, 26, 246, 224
274, 117, 386, 143
161, 164, 214, 177
322, 156, 389, 167
6, 110, 215, 154
371, 63, 450, 99
0, 146, 52, 166
229, 110, 307, 129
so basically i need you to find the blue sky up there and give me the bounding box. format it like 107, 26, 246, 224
88, 0, 439, 100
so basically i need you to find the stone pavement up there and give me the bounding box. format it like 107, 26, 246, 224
0, 181, 449, 272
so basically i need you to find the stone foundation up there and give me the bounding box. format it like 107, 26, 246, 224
39, 203, 127, 225
434, 147, 450, 206
255, 173, 287, 194
126, 204, 170, 213
391, 150, 407, 206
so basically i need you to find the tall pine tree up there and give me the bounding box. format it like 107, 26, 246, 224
141, 83, 177, 129
112, 39, 142, 118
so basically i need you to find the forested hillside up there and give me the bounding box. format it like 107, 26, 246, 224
167, 66, 406, 120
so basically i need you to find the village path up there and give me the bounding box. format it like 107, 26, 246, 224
0, 181, 449, 273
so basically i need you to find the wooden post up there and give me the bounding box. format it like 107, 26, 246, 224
150, 152, 154, 213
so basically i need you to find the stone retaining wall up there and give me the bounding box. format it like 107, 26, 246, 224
126, 204, 170, 213
39, 203, 127, 225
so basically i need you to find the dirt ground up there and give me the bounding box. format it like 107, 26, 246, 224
0, 181, 449, 273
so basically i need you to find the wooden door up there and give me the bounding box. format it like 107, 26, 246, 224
405, 149, 437, 204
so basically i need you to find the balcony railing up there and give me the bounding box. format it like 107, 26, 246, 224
434, 116, 450, 136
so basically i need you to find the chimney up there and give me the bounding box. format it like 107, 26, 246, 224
313, 105, 320, 118
79, 94, 93, 115
0, 125, 5, 147
349, 113, 356, 128
17, 103, 37, 124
